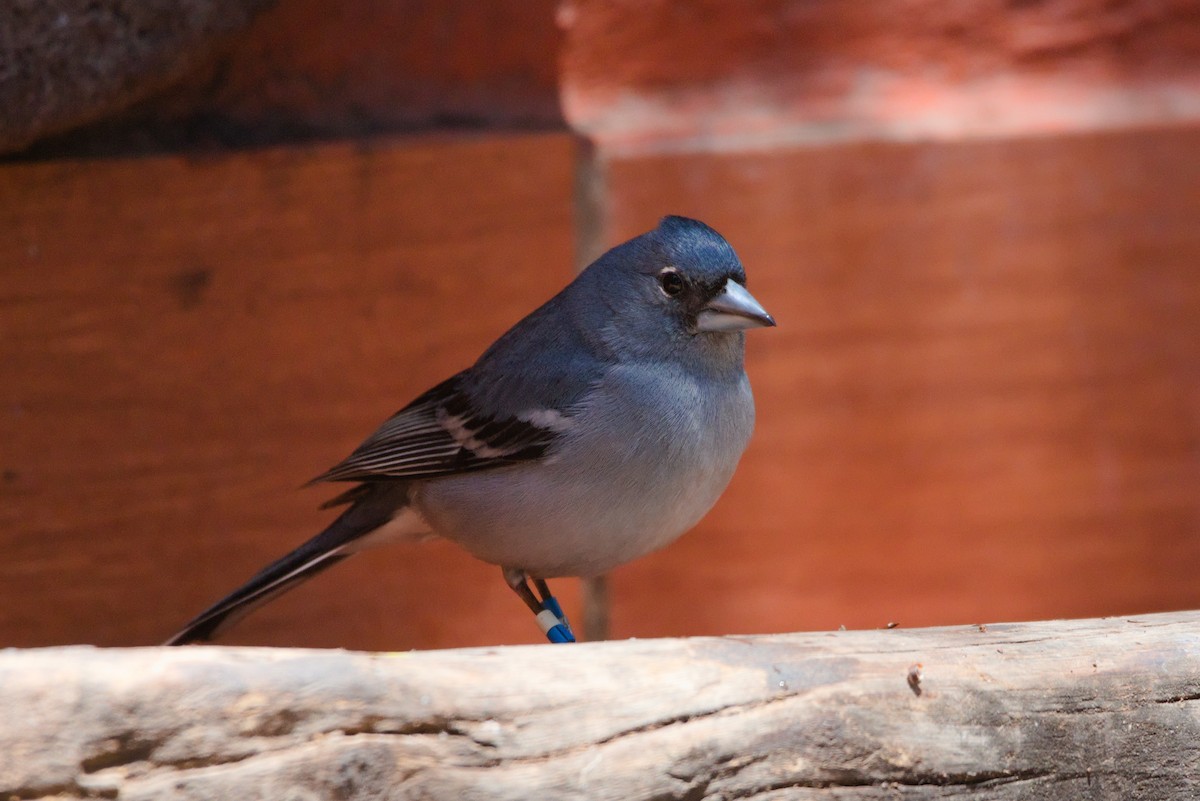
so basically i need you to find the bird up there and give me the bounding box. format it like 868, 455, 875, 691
166, 215, 775, 646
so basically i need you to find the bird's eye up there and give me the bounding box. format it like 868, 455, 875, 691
658, 269, 685, 297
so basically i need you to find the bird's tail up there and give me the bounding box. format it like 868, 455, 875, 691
165, 482, 408, 645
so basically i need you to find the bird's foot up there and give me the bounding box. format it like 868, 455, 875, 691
503, 568, 576, 643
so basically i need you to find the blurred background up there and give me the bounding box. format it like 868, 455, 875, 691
2, 0, 1199, 649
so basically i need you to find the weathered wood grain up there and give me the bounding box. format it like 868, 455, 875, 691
1, 612, 1197, 799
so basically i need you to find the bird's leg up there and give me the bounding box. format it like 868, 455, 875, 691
503, 567, 544, 614
532, 577, 572, 636
502, 567, 575, 644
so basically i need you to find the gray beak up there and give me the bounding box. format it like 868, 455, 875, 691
695, 280, 776, 332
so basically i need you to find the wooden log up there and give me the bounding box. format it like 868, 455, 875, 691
2, 611, 1197, 799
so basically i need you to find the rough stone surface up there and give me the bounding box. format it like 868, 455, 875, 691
1, 0, 567, 156
11, 1, 1200, 156
558, 0, 1200, 151
1, 612, 1198, 799
0, 0, 272, 153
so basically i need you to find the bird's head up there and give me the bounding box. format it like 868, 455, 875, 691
641, 216, 774, 335
580, 216, 775, 365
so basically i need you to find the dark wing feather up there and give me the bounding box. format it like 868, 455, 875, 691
310, 372, 568, 487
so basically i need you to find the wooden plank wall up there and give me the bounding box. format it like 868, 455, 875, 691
559, 1, 1200, 637
601, 128, 1200, 636
0, 134, 580, 648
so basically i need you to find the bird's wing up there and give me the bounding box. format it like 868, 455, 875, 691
309, 372, 573, 486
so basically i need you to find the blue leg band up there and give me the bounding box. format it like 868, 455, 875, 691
534, 599, 576, 643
